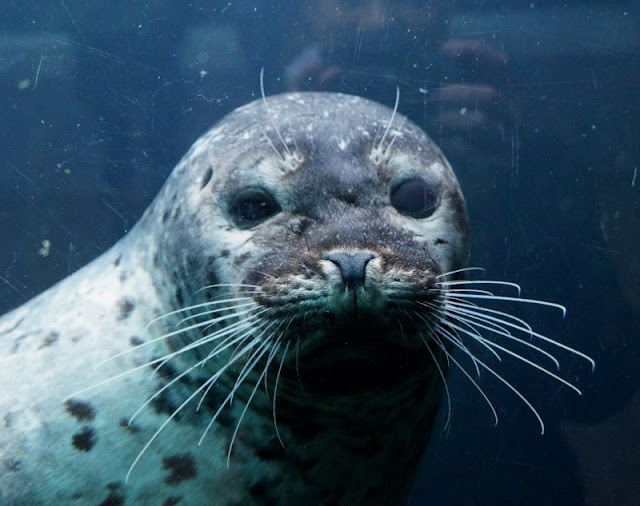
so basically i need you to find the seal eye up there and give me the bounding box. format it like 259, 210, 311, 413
390, 177, 440, 219
228, 188, 280, 228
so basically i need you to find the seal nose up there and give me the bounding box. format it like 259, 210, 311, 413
323, 251, 375, 291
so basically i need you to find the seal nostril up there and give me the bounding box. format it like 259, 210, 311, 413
323, 251, 375, 291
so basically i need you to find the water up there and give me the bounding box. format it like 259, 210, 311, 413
1, 1, 638, 504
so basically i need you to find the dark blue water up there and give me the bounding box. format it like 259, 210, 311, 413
1, 1, 638, 504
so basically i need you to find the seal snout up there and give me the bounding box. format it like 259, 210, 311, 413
322, 251, 375, 291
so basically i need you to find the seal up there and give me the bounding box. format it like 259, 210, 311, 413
0, 91, 591, 505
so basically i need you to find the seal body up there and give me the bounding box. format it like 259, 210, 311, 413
0, 92, 468, 505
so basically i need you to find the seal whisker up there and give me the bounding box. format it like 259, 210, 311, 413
197, 335, 274, 444
436, 288, 495, 296
124, 338, 262, 483
147, 295, 258, 328
231, 325, 278, 395
224, 313, 275, 364
194, 322, 277, 412
197, 283, 262, 290
260, 67, 293, 159
444, 292, 567, 317
437, 300, 561, 369
384, 115, 407, 154
429, 297, 524, 346
177, 301, 260, 327
438, 292, 595, 369
377, 86, 400, 152
195, 336, 265, 410
437, 312, 583, 395
132, 333, 264, 426
415, 308, 485, 376
72, 316, 267, 408
437, 279, 522, 296
202, 317, 272, 364
436, 266, 487, 280
263, 318, 289, 399
94, 306, 264, 369
430, 330, 499, 428
419, 302, 502, 364
444, 298, 534, 335
440, 301, 521, 341
199, 305, 265, 333
417, 330, 453, 430
64, 356, 172, 401
154, 317, 271, 383
436, 326, 547, 434
371, 86, 400, 163
273, 339, 291, 449
227, 338, 283, 467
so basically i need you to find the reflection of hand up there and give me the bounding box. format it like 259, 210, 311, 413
429, 39, 515, 167
284, 44, 342, 91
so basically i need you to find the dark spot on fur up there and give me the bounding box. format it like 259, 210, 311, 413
233, 252, 250, 267
175, 287, 184, 306
185, 255, 198, 270
72, 426, 96, 451
99, 482, 125, 506
293, 217, 312, 236
119, 417, 141, 434
434, 238, 448, 245
38, 331, 59, 349
163, 496, 182, 506
155, 362, 178, 381
117, 299, 136, 321
194, 381, 233, 426
120, 270, 128, 283
11, 334, 27, 354
154, 253, 160, 266
201, 166, 213, 189
151, 391, 179, 418
3, 458, 21, 472
130, 335, 144, 346
114, 254, 122, 267
173, 207, 181, 220
65, 399, 96, 421
162, 210, 171, 224
206, 269, 219, 286
220, 249, 230, 258
162, 454, 197, 485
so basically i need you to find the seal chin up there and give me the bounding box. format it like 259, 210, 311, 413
293, 321, 433, 396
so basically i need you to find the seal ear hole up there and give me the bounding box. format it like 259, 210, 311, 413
390, 177, 440, 219
228, 187, 281, 229
200, 167, 213, 189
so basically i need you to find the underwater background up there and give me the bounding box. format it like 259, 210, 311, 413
1, 1, 638, 504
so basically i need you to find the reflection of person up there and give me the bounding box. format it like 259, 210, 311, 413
271, 2, 640, 505
281, 0, 511, 171
279, 0, 518, 275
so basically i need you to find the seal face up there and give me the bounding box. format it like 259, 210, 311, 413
9, 91, 595, 506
